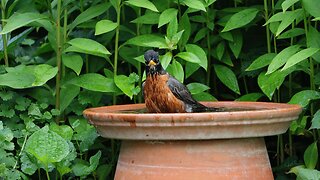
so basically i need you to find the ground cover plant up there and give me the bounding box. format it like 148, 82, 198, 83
0, 0, 320, 179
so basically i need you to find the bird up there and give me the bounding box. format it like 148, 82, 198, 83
142, 50, 219, 113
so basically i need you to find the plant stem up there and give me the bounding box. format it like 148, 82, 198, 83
111, 139, 115, 163
271, 0, 277, 55
177, 0, 182, 20
263, 0, 271, 53
206, 32, 212, 86
205, 6, 216, 95
113, 0, 121, 105
302, 5, 317, 141
46, 166, 50, 180
137, 8, 142, 103
280, 134, 284, 163
46, 0, 53, 19
62, 8, 68, 78
38, 169, 41, 180
55, 0, 62, 123
80, 0, 84, 12
1, 1, 9, 67
289, 131, 293, 156
13, 135, 28, 169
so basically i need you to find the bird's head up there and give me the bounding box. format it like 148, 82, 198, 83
144, 50, 164, 75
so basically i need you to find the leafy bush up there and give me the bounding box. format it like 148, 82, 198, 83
0, 0, 320, 179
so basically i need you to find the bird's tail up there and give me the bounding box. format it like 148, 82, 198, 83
192, 102, 222, 112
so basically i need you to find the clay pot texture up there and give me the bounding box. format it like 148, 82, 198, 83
83, 101, 302, 140
83, 101, 301, 179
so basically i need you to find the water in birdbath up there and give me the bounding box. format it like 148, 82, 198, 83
116, 107, 271, 114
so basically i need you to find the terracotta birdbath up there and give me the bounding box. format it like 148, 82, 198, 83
83, 101, 302, 179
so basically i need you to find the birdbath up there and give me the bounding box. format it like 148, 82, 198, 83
83, 101, 301, 179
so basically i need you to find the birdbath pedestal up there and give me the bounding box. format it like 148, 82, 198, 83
83, 102, 301, 180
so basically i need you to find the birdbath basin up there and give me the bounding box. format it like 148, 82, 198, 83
83, 101, 302, 179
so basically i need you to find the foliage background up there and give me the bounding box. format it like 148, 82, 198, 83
1, 0, 320, 179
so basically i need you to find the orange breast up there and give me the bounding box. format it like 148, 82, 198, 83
143, 74, 186, 113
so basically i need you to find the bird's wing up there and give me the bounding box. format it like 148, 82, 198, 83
142, 81, 145, 97
167, 75, 220, 112
167, 76, 198, 105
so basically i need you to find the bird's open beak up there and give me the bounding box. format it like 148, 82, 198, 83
148, 60, 157, 66
148, 60, 157, 74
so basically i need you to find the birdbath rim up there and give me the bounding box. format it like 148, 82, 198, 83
83, 101, 302, 140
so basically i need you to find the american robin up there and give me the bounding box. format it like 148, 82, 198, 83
143, 50, 218, 113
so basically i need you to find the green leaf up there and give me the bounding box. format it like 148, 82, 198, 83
222, 8, 259, 32
66, 38, 111, 58
0, 12, 46, 34
187, 83, 210, 94
28, 103, 42, 118
229, 31, 243, 59
175, 52, 201, 63
30, 64, 58, 86
125, 0, 158, 12
70, 73, 119, 93
288, 90, 320, 107
235, 93, 265, 101
114, 74, 138, 99
258, 69, 294, 100
290, 116, 308, 135
96, 164, 113, 180
246, 53, 276, 71
56, 143, 77, 176
178, 13, 191, 49
289, 166, 320, 180
62, 54, 83, 76
95, 20, 118, 35
216, 41, 225, 60
185, 44, 207, 70
160, 51, 172, 69
131, 12, 159, 25
214, 65, 240, 94
267, 45, 301, 74
167, 60, 184, 83
0, 91, 14, 101
182, 0, 206, 12
302, 0, 320, 18
310, 110, 320, 130
278, 28, 305, 39
68, 2, 110, 32
171, 30, 184, 46
304, 142, 318, 169
185, 62, 200, 79
69, 117, 98, 152
21, 152, 39, 175
25, 127, 69, 165
193, 28, 207, 42
275, 9, 303, 37
282, 0, 299, 12
307, 26, 320, 63
60, 84, 80, 112
192, 92, 217, 101
72, 151, 101, 177
265, 12, 288, 25
125, 34, 167, 48
167, 18, 178, 40
50, 123, 74, 141
220, 32, 234, 42
158, 8, 178, 28
282, 48, 319, 71
0, 71, 35, 89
